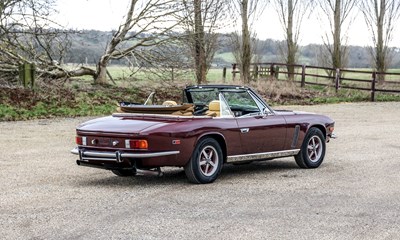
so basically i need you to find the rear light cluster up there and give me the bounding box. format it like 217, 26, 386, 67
76, 136, 87, 146
125, 139, 148, 149
75, 136, 148, 150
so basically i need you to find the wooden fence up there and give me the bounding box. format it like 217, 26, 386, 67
224, 63, 400, 102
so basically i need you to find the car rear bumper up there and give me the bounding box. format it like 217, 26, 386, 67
71, 147, 180, 163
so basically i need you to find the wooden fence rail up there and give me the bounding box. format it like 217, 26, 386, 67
225, 62, 400, 102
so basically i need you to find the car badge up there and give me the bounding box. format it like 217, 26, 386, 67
112, 140, 119, 146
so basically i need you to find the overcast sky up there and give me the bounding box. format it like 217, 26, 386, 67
55, 0, 399, 47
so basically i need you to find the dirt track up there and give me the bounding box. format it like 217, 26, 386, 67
1, 102, 400, 240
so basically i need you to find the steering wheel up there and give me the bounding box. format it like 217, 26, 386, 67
194, 105, 209, 115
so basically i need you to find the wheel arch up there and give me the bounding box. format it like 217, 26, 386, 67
196, 133, 227, 163
308, 124, 326, 139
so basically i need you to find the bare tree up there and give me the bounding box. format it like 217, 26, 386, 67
180, 0, 227, 84
230, 0, 267, 84
318, 0, 358, 73
138, 41, 193, 84
360, 0, 400, 83
273, 0, 312, 80
0, 0, 91, 82
94, 0, 183, 84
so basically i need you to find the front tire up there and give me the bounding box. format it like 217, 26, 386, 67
295, 127, 326, 168
184, 138, 223, 184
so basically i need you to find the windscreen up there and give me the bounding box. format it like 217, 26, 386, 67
186, 88, 220, 105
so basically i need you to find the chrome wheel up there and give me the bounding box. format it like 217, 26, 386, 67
307, 135, 323, 163
184, 138, 223, 184
198, 146, 219, 177
295, 127, 326, 169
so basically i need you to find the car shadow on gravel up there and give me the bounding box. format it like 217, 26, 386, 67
74, 159, 301, 187
219, 159, 300, 178
75, 168, 189, 187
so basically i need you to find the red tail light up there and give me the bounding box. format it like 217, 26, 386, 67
76, 136, 87, 145
125, 139, 148, 149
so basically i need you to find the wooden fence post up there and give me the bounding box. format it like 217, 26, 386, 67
301, 65, 306, 87
222, 67, 227, 83
270, 63, 275, 78
254, 65, 259, 80
232, 63, 237, 81
19, 63, 36, 88
335, 68, 340, 93
371, 72, 376, 102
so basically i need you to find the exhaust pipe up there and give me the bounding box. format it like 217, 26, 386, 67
136, 167, 164, 177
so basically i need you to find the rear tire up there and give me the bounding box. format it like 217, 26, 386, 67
111, 169, 136, 177
184, 138, 223, 184
295, 127, 326, 168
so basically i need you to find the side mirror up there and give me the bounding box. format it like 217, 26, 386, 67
263, 108, 272, 116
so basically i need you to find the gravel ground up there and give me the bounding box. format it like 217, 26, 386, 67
1, 102, 400, 240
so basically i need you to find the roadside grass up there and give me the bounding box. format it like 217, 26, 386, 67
0, 82, 145, 121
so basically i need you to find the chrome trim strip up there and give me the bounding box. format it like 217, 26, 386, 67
227, 149, 300, 163
121, 151, 180, 158
81, 157, 117, 162
112, 113, 211, 119
85, 151, 116, 158
71, 147, 180, 161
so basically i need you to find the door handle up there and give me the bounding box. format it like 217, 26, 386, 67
240, 128, 249, 133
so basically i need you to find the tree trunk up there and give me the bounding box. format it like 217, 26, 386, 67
286, 0, 295, 80
376, 0, 386, 84
241, 0, 251, 84
332, 0, 341, 70
96, 58, 108, 84
194, 0, 207, 84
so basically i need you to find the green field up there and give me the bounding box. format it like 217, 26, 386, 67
71, 64, 400, 88
70, 65, 236, 84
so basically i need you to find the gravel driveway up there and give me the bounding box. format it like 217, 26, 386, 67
1, 102, 399, 240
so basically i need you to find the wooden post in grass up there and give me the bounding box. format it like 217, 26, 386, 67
232, 63, 237, 81
222, 67, 227, 83
270, 63, 275, 78
335, 68, 340, 93
19, 63, 35, 88
371, 72, 376, 102
254, 65, 259, 81
301, 65, 306, 87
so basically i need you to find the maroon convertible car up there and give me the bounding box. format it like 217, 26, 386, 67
71, 85, 335, 184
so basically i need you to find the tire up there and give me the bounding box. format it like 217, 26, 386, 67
111, 169, 136, 177
184, 138, 223, 184
295, 127, 326, 169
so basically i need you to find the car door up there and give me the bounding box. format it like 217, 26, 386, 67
236, 114, 287, 154
221, 90, 287, 155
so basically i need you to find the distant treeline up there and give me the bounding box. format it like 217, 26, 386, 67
65, 30, 400, 69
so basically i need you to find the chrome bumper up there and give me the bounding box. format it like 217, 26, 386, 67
71, 147, 180, 163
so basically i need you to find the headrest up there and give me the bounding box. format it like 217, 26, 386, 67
208, 100, 220, 111
162, 100, 177, 106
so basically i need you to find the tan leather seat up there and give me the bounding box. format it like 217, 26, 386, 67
206, 100, 220, 117
162, 100, 177, 106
